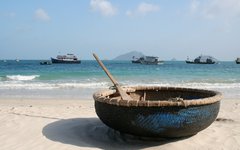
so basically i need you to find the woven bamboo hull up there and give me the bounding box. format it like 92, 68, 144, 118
93, 86, 222, 138
95, 101, 220, 138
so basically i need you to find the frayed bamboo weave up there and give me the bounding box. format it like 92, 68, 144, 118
93, 86, 222, 107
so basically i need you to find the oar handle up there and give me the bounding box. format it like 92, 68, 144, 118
93, 53, 119, 86
93, 53, 133, 101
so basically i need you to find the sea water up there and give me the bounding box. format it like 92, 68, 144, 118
0, 60, 239, 100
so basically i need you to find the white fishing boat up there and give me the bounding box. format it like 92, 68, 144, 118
51, 54, 81, 64
139, 56, 164, 65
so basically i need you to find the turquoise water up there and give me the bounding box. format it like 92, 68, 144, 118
0, 60, 239, 99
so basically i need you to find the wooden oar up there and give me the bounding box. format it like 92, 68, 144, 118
93, 53, 133, 101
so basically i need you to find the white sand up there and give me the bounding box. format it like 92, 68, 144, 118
0, 99, 239, 150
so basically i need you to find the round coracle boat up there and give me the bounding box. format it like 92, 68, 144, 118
93, 86, 222, 138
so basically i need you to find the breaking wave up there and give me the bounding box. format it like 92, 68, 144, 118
0, 80, 239, 99
0, 80, 239, 90
0, 81, 109, 90
125, 82, 240, 90
6, 75, 40, 81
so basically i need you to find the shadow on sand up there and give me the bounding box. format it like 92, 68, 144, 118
42, 118, 190, 150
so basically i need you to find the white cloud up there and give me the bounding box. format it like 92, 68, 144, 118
125, 10, 133, 17
190, 0, 200, 14
126, 2, 160, 17
137, 2, 160, 15
34, 8, 50, 22
189, 0, 240, 32
190, 0, 240, 19
90, 0, 117, 17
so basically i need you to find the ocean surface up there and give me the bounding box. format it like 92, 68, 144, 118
0, 60, 239, 100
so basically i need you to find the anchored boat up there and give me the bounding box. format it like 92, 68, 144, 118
40, 61, 52, 65
132, 56, 164, 65
186, 55, 217, 64
51, 54, 81, 64
236, 58, 240, 64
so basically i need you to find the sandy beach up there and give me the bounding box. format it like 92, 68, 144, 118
0, 98, 239, 150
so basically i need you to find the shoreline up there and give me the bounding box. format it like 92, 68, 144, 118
0, 98, 239, 150
1, 84, 239, 100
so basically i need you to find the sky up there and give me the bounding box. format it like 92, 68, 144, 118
1, 0, 240, 60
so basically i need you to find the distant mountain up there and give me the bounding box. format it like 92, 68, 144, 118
113, 51, 144, 60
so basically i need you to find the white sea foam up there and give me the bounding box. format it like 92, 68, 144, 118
0, 81, 239, 99
0, 81, 239, 90
6, 75, 40, 81
0, 81, 109, 90
124, 82, 240, 90
0, 75, 240, 91
55, 82, 109, 89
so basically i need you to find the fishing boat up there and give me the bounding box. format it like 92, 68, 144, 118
131, 56, 141, 63
51, 54, 81, 64
186, 55, 217, 64
236, 58, 240, 64
40, 61, 52, 65
93, 53, 222, 138
132, 56, 163, 65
